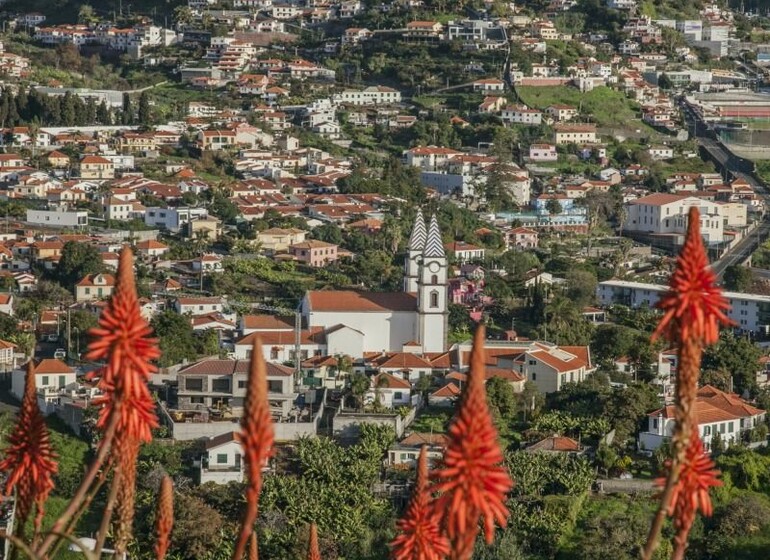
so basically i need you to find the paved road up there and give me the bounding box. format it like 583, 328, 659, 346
684, 101, 770, 279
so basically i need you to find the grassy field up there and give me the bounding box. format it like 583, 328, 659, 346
516, 85, 640, 128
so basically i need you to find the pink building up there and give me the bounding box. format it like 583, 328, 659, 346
289, 240, 339, 267
508, 227, 539, 249
529, 144, 558, 162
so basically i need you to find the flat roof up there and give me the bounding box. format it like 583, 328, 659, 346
599, 279, 770, 303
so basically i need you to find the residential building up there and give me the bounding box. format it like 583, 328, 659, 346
472, 78, 505, 92
501, 105, 543, 125
26, 209, 88, 228
257, 227, 307, 253
11, 358, 77, 404
625, 193, 725, 243
648, 145, 674, 160
198, 130, 237, 151
529, 144, 558, 162
508, 227, 539, 249
176, 358, 294, 415
365, 372, 412, 408
333, 86, 401, 106
144, 207, 208, 232
639, 385, 765, 451
545, 104, 578, 121
387, 432, 447, 467
175, 297, 225, 315
289, 240, 339, 267
452, 338, 594, 394
78, 155, 114, 180
404, 21, 443, 39
75, 273, 116, 301
444, 241, 485, 263
598, 279, 770, 333
199, 432, 245, 485
554, 124, 597, 145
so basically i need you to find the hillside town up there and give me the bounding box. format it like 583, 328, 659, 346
0, 0, 770, 559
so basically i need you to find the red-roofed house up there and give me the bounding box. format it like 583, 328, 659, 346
640, 385, 766, 451
367, 372, 412, 408
78, 155, 114, 180
11, 358, 76, 405
429, 382, 461, 407
388, 432, 448, 466
75, 273, 115, 302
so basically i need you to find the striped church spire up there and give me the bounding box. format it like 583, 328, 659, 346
423, 214, 445, 258
409, 209, 427, 251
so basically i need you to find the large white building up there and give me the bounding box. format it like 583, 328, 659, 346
332, 86, 401, 106
625, 193, 725, 243
639, 385, 765, 452
598, 279, 770, 333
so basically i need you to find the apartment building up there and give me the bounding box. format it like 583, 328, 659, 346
625, 193, 725, 243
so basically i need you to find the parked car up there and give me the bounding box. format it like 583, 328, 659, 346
46, 334, 59, 343
54, 348, 66, 360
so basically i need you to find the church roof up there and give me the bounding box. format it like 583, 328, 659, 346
423, 214, 445, 258
408, 209, 427, 251
307, 290, 417, 312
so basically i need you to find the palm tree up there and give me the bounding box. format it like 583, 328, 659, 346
349, 372, 369, 411
9, 332, 35, 360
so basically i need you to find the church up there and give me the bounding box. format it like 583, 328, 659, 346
298, 209, 448, 355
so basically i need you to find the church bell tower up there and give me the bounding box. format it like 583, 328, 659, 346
417, 214, 448, 352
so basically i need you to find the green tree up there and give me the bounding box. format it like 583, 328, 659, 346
137, 91, 152, 126
0, 313, 19, 341
723, 265, 754, 292
545, 198, 563, 215
56, 241, 104, 289
702, 331, 761, 395
566, 269, 598, 307
349, 372, 369, 411
150, 310, 198, 367
657, 72, 674, 91
487, 377, 517, 422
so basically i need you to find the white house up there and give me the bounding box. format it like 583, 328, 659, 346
648, 145, 674, 160
0, 293, 13, 316
11, 359, 77, 407
75, 273, 116, 302
639, 385, 765, 452
365, 372, 412, 408
501, 105, 543, 126
26, 208, 88, 228
175, 297, 225, 315
625, 193, 725, 243
199, 432, 245, 485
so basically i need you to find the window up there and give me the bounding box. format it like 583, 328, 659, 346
268, 380, 283, 393
704, 425, 711, 436
652, 419, 658, 430
59, 375, 66, 388
431, 274, 438, 285
529, 360, 536, 366
270, 347, 279, 360
430, 291, 439, 308
238, 380, 246, 389
41, 376, 49, 386
212, 378, 230, 393
728, 422, 734, 433
185, 378, 204, 392
719, 423, 726, 434
216, 453, 228, 464
394, 391, 403, 400
560, 374, 566, 384
84, 287, 90, 295
531, 373, 537, 381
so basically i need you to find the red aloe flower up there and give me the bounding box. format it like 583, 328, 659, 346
233, 340, 275, 560
652, 206, 732, 345
308, 523, 322, 560
84, 246, 160, 553
431, 325, 513, 558
391, 446, 450, 560
0, 362, 58, 532
154, 475, 174, 560
85, 246, 161, 443
661, 431, 721, 545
